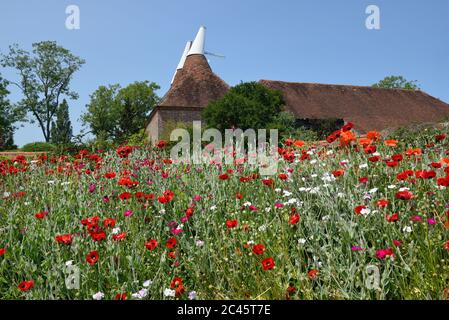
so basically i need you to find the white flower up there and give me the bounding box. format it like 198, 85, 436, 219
337, 192, 345, 198
298, 238, 306, 244
159, 209, 166, 214
311, 174, 318, 178
3, 192, 11, 198
326, 150, 334, 155
322, 215, 330, 221
265, 207, 271, 213
387, 185, 396, 189
258, 225, 267, 232
361, 208, 371, 216
188, 291, 197, 300
47, 180, 55, 185
132, 288, 149, 299
359, 163, 368, 169
112, 227, 121, 235
196, 240, 205, 247
163, 288, 176, 297
92, 291, 104, 300
298, 187, 307, 192
143, 280, 152, 287
310, 159, 317, 165
210, 205, 217, 211
369, 188, 378, 194
274, 188, 282, 193
399, 187, 410, 192
283, 190, 292, 197
60, 182, 70, 186
65, 260, 74, 266
247, 240, 255, 245
403, 226, 413, 233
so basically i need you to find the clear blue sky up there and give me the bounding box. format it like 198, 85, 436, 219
1, 0, 448, 147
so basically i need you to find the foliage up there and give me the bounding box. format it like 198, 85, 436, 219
82, 81, 160, 143
123, 129, 149, 147
0, 74, 17, 150
203, 82, 284, 131
373, 75, 419, 90
21, 141, 56, 152
1, 41, 85, 142
50, 99, 73, 146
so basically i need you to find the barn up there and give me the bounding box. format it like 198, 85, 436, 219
146, 26, 449, 142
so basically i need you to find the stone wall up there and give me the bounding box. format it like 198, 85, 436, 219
146, 106, 204, 144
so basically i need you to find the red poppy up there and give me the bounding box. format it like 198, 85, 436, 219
86, 250, 99, 265
236, 192, 243, 200
332, 169, 345, 178
364, 145, 377, 154
368, 156, 381, 162
289, 213, 300, 225
0, 247, 6, 256
262, 179, 274, 186
376, 199, 389, 208
386, 213, 399, 222
436, 133, 447, 142
444, 241, 449, 251
104, 172, 116, 179
170, 276, 183, 289
395, 190, 413, 200
278, 173, 288, 180
115, 293, 127, 300
307, 269, 319, 280
119, 192, 132, 201
35, 211, 48, 219
218, 173, 229, 180
437, 177, 449, 187
55, 234, 73, 245
252, 244, 265, 255
354, 205, 367, 215
156, 140, 167, 148
145, 239, 158, 250
261, 257, 275, 270
103, 218, 116, 228
166, 237, 177, 249
358, 176, 369, 184
112, 232, 127, 241
18, 280, 34, 291
90, 230, 106, 242
168, 251, 177, 259
226, 220, 238, 229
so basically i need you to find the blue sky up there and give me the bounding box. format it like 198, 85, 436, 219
1, 0, 448, 147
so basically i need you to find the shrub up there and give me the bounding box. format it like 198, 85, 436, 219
21, 142, 56, 152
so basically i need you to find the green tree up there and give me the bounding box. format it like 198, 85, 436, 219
202, 82, 284, 131
82, 81, 160, 142
0, 74, 17, 149
1, 41, 85, 142
373, 75, 419, 90
50, 99, 73, 145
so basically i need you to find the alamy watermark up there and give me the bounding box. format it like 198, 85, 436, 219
366, 5, 381, 30
168, 121, 279, 176
65, 5, 80, 30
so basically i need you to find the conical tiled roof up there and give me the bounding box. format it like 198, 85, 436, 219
159, 54, 229, 108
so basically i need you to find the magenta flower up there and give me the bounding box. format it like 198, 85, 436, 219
427, 218, 436, 225
124, 210, 133, 217
351, 246, 363, 251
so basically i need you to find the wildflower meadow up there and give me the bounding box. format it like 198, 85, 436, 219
1, 123, 449, 300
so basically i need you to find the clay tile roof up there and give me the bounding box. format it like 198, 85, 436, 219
259, 80, 449, 132
159, 54, 230, 108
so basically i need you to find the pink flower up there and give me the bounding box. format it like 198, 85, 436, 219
376, 248, 395, 260
427, 218, 436, 225
192, 195, 202, 202
275, 202, 284, 208
393, 240, 402, 247
180, 216, 188, 223
124, 210, 133, 217
88, 184, 96, 193
351, 246, 363, 251
410, 215, 422, 222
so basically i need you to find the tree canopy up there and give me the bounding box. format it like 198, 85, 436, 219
0, 74, 16, 149
202, 82, 284, 131
373, 75, 419, 90
50, 99, 73, 145
82, 81, 160, 142
1, 41, 85, 142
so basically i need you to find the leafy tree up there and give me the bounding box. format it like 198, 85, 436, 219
0, 75, 17, 149
82, 81, 160, 142
1, 41, 85, 142
202, 82, 284, 131
373, 76, 419, 90
50, 99, 73, 145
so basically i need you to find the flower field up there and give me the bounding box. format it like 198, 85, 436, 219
1, 123, 449, 300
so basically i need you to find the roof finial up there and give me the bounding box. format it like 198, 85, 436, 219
188, 25, 206, 56
171, 41, 192, 84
